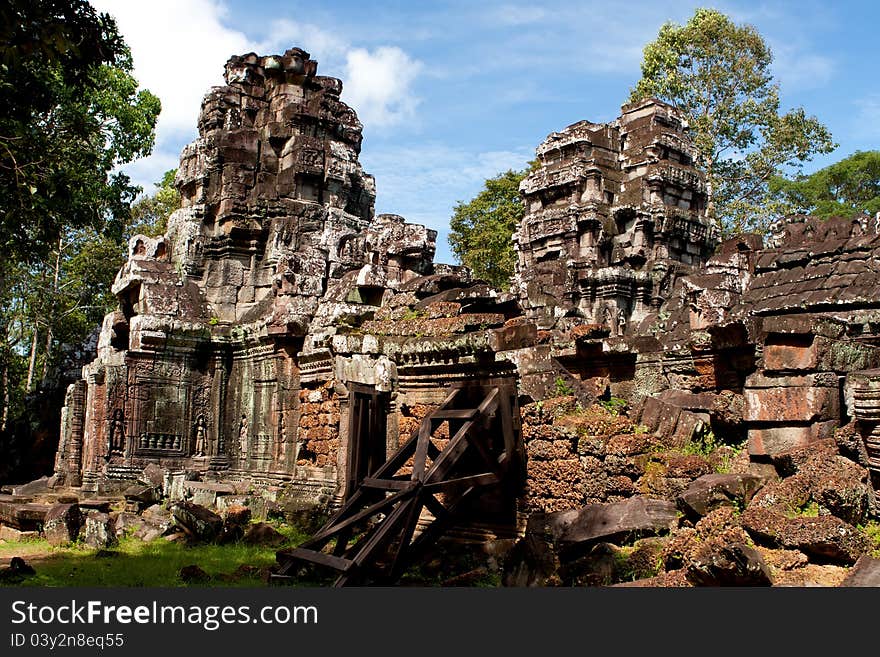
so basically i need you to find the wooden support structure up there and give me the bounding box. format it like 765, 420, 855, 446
273, 380, 523, 586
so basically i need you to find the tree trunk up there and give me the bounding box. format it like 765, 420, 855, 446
41, 325, 53, 381
1, 359, 8, 432
26, 326, 38, 392
41, 237, 63, 383
706, 159, 716, 229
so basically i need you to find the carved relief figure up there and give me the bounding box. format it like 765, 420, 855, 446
238, 414, 249, 458
108, 409, 125, 456
193, 415, 207, 457
602, 306, 613, 333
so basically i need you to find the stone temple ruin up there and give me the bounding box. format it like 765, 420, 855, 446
5, 47, 880, 585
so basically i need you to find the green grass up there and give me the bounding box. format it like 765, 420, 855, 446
860, 520, 880, 558
1, 520, 314, 587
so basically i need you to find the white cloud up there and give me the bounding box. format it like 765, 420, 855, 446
253, 18, 348, 67
854, 95, 880, 138
488, 5, 548, 26
360, 144, 532, 264
92, 0, 249, 140
363, 143, 532, 229
343, 47, 423, 129
771, 44, 834, 91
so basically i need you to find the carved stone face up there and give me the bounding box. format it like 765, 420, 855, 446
287, 53, 304, 74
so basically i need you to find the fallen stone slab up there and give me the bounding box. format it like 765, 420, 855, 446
677, 473, 766, 518
501, 534, 561, 587
686, 542, 772, 587
10, 476, 50, 496
135, 520, 168, 543
0, 498, 49, 531
218, 505, 252, 544
742, 507, 870, 565
83, 511, 117, 549
44, 503, 83, 546
839, 556, 880, 587
78, 500, 113, 513
243, 522, 285, 547
185, 481, 238, 508
171, 502, 222, 541
0, 525, 40, 541
536, 497, 679, 555
140, 463, 166, 489
124, 484, 161, 507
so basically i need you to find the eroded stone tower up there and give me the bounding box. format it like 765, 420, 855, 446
514, 98, 719, 332
55, 49, 387, 492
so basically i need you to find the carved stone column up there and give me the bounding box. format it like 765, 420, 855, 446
332, 381, 350, 509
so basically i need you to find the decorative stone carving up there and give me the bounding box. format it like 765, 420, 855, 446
514, 98, 719, 332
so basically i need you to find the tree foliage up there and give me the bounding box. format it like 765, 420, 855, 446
129, 168, 180, 238
449, 168, 528, 289
0, 0, 160, 435
629, 8, 835, 235
769, 151, 880, 220
0, 0, 160, 263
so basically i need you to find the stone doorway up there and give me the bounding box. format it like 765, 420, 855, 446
346, 384, 388, 500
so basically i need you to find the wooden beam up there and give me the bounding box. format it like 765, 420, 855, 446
424, 472, 499, 492
465, 428, 504, 479
350, 499, 413, 572
429, 409, 478, 420
422, 389, 498, 483
388, 495, 425, 581
306, 488, 413, 544
422, 493, 449, 522
409, 486, 483, 557
499, 390, 516, 459
361, 477, 417, 491
411, 419, 433, 482
280, 547, 352, 572
423, 418, 474, 484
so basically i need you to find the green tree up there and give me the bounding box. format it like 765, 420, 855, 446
0, 0, 160, 264
128, 168, 180, 238
449, 168, 529, 289
630, 8, 835, 235
769, 151, 880, 220
0, 0, 160, 429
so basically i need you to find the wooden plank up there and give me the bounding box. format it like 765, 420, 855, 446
321, 430, 419, 531
411, 419, 433, 482
437, 386, 461, 408
350, 499, 413, 570
429, 409, 478, 420
409, 486, 484, 557
423, 493, 449, 522
361, 477, 417, 491
283, 547, 352, 572
332, 526, 353, 557
424, 472, 499, 492
423, 418, 474, 484
422, 389, 498, 483
305, 488, 413, 545
388, 495, 425, 581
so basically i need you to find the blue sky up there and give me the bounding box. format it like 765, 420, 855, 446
91, 0, 880, 263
